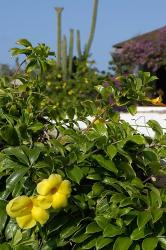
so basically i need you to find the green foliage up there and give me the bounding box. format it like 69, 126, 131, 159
0, 41, 165, 249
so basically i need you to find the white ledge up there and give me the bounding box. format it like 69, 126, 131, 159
120, 106, 166, 137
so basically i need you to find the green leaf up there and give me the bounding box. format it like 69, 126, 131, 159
149, 187, 162, 208
103, 224, 125, 237
128, 135, 146, 144
96, 236, 113, 250
137, 211, 151, 229
127, 104, 137, 115
151, 208, 163, 223
0, 200, 7, 233
132, 244, 141, 250
110, 111, 120, 122
60, 222, 81, 239
10, 48, 27, 56
86, 173, 102, 180
5, 219, 18, 240
28, 122, 44, 132
118, 149, 132, 163
143, 149, 158, 162
15, 246, 34, 250
67, 107, 75, 120
13, 229, 22, 245
16, 39, 32, 47
47, 215, 69, 234
113, 237, 132, 250
25, 146, 41, 165
119, 162, 136, 179
26, 60, 38, 73
86, 222, 102, 234
130, 227, 150, 240
92, 183, 104, 196
81, 237, 97, 249
107, 145, 117, 160
39, 60, 48, 73
111, 193, 126, 204
66, 165, 83, 184
0, 125, 19, 145
0, 243, 11, 250
92, 155, 118, 174
94, 122, 108, 137
71, 228, 91, 243
33, 161, 50, 169
6, 168, 27, 192
147, 120, 163, 137
12, 178, 24, 197
159, 237, 166, 249
142, 237, 158, 250
81, 100, 97, 115
131, 178, 144, 189
95, 215, 109, 229
3, 147, 29, 165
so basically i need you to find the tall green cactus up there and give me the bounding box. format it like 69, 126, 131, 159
55, 7, 64, 68
54, 0, 99, 78
84, 0, 99, 58
76, 30, 82, 59
62, 35, 67, 80
68, 29, 74, 75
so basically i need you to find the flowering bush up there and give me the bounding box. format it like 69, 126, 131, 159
0, 40, 166, 250
111, 27, 166, 74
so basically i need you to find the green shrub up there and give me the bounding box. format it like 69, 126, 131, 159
0, 42, 166, 250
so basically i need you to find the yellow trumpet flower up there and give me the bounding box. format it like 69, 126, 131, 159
37, 174, 71, 209
6, 195, 49, 229
6, 196, 33, 218
6, 174, 71, 229
151, 96, 162, 105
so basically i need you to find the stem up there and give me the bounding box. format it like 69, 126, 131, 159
83, 107, 107, 133
13, 59, 26, 76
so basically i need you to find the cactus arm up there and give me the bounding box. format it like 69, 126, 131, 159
84, 0, 99, 58
62, 35, 67, 80
76, 30, 82, 59
55, 7, 64, 68
68, 29, 74, 75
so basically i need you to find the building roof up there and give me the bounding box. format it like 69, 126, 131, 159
113, 26, 166, 48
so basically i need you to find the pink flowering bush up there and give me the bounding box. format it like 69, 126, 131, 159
111, 27, 166, 74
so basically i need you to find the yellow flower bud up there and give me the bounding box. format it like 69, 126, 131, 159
31, 206, 49, 225
85, 78, 88, 84
94, 118, 105, 125
6, 196, 33, 218
16, 214, 36, 229
52, 192, 68, 209
68, 90, 74, 96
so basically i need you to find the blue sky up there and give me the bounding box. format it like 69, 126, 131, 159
0, 0, 166, 71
